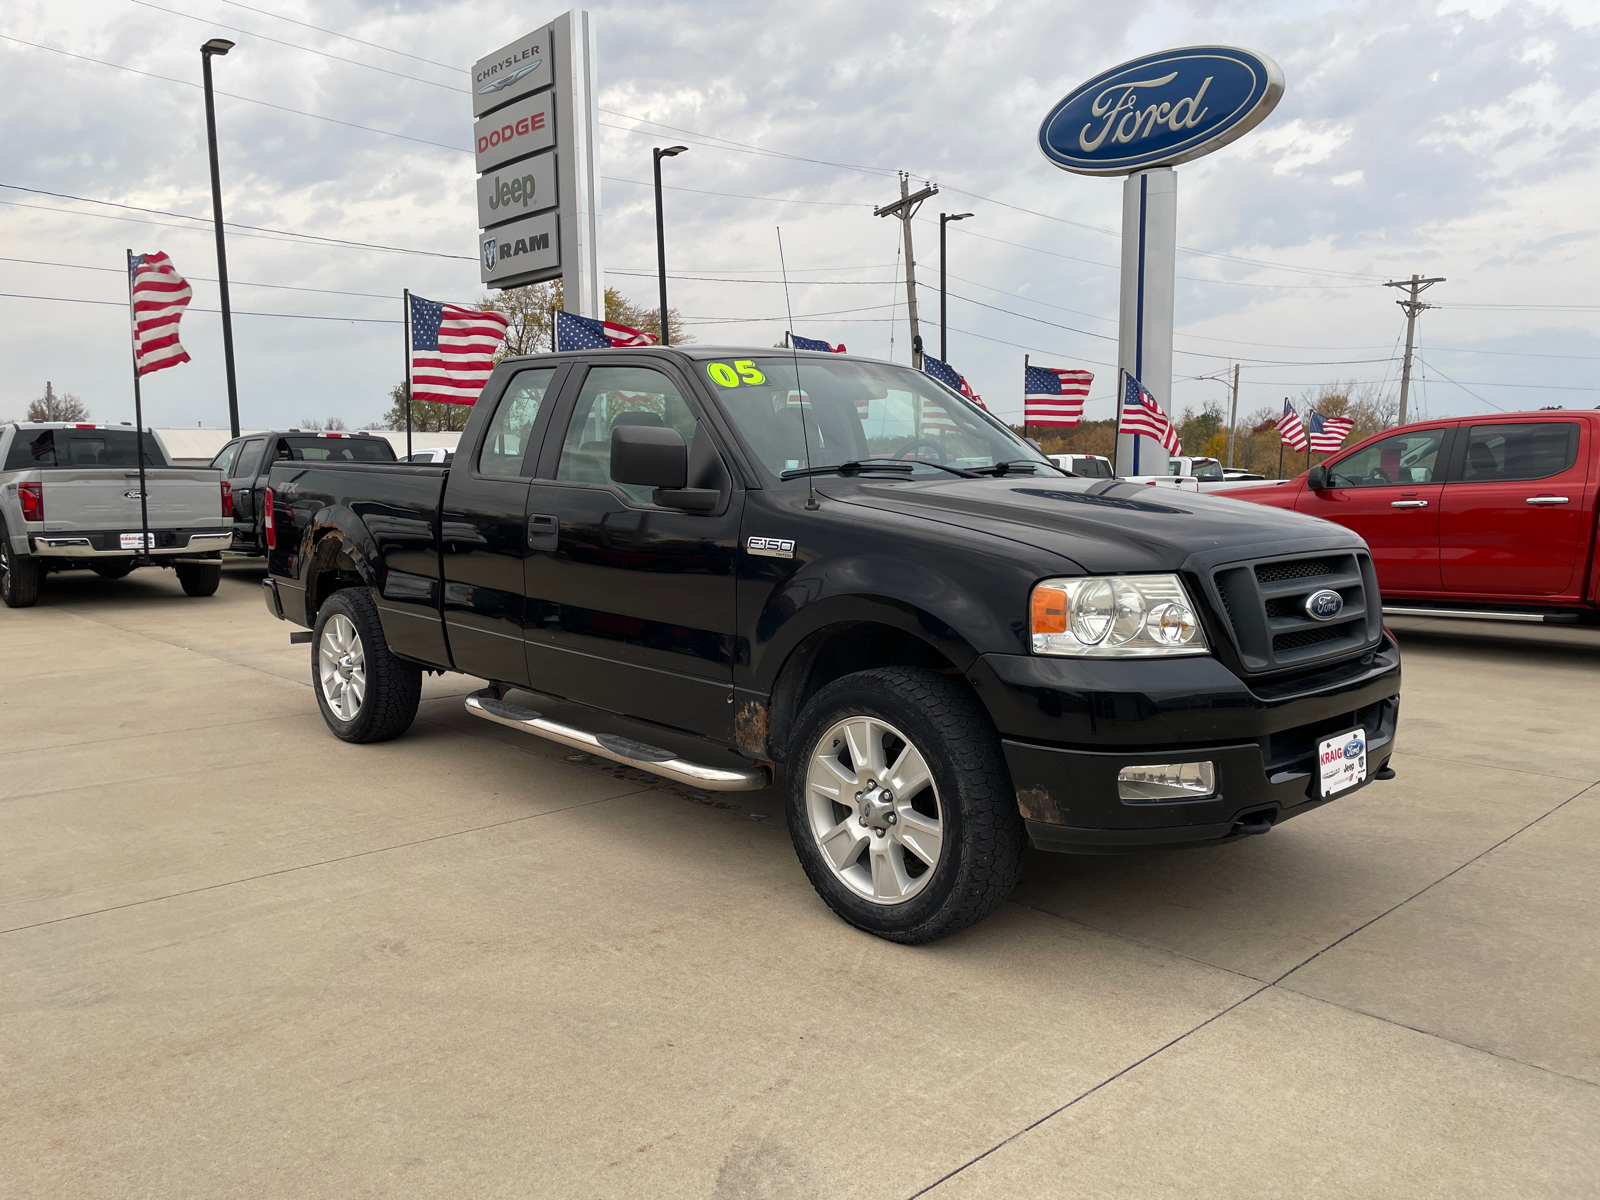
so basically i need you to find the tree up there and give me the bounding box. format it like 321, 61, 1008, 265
299, 417, 348, 431
28, 382, 88, 422
477, 281, 690, 361
376, 382, 473, 433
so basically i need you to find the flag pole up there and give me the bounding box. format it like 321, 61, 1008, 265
1023, 354, 1029, 442
125, 250, 152, 566
551, 307, 557, 352
1278, 399, 1286, 478
402, 289, 412, 459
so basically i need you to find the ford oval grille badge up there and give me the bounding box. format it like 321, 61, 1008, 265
1304, 589, 1344, 621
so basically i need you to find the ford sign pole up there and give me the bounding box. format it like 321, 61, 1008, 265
1038, 47, 1284, 477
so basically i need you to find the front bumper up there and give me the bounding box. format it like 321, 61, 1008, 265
971, 634, 1402, 853
30, 529, 231, 559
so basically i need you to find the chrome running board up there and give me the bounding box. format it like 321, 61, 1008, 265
465, 689, 769, 792
1383, 605, 1580, 625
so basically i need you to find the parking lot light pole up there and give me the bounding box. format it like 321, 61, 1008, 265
939, 212, 972, 362
201, 37, 241, 438
653, 146, 687, 346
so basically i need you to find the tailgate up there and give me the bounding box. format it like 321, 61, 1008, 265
41, 469, 224, 532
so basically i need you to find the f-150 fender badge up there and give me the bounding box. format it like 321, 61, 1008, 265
746, 536, 795, 559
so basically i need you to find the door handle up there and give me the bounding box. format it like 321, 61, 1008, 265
527, 513, 559, 551
1526, 496, 1570, 506
1390, 499, 1429, 508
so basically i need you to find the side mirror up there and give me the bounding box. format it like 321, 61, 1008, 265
610, 425, 687, 489
1307, 464, 1329, 491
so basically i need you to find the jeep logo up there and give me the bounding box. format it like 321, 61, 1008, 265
1304, 588, 1344, 621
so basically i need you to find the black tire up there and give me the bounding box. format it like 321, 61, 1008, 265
312, 586, 422, 743
175, 562, 222, 597
91, 560, 137, 580
0, 523, 41, 608
785, 666, 1024, 943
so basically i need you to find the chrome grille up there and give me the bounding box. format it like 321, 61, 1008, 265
1207, 549, 1381, 675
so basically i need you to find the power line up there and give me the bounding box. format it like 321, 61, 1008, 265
126, 0, 465, 92
0, 184, 475, 260
0, 256, 401, 300
0, 292, 398, 323
212, 0, 461, 72
602, 175, 870, 208
0, 33, 469, 154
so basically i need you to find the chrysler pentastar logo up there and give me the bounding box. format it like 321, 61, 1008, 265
477, 61, 541, 94
1304, 588, 1344, 621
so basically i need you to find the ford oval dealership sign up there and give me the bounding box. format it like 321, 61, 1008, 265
1039, 46, 1284, 176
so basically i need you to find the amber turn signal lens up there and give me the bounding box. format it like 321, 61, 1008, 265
1031, 584, 1068, 634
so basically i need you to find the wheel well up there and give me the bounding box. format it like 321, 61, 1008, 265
305, 533, 365, 621
765, 622, 964, 762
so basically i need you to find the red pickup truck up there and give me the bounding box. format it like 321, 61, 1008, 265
1217, 410, 1599, 623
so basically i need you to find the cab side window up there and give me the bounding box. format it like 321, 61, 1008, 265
478, 368, 558, 478
232, 439, 266, 480
211, 442, 241, 475
1327, 429, 1445, 488
1459, 423, 1578, 483
556, 367, 699, 503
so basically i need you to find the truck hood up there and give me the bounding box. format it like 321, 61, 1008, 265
820, 477, 1360, 574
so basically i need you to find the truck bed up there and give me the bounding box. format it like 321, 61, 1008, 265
266, 461, 452, 664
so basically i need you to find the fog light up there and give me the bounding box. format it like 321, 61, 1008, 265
1117, 761, 1216, 802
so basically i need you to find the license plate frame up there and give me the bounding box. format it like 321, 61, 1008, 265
120, 533, 155, 551
1318, 726, 1368, 798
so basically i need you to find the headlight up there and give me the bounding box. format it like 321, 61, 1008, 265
1030, 574, 1207, 657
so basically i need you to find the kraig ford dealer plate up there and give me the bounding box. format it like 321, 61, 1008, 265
1318, 727, 1368, 797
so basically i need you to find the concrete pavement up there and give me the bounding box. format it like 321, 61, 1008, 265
2, 569, 1596, 1198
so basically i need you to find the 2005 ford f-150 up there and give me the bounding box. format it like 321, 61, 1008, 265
263, 347, 1400, 942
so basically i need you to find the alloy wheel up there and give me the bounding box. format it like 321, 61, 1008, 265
318, 613, 367, 721
803, 715, 944, 905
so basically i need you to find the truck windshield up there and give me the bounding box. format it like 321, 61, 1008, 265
278, 437, 396, 463
702, 357, 1048, 480
4, 429, 169, 470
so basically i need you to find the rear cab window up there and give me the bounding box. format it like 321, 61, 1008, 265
3, 429, 168, 470
277, 437, 397, 463
1457, 422, 1579, 483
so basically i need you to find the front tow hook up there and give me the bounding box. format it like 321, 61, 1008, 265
1232, 815, 1274, 837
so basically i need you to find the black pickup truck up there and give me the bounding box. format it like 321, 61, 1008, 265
263, 347, 1399, 942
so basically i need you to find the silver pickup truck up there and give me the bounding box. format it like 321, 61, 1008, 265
0, 423, 230, 608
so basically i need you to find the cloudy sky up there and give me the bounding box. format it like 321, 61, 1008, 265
3, 0, 1598, 432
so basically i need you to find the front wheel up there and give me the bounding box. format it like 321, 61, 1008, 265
312, 587, 421, 743
785, 666, 1024, 943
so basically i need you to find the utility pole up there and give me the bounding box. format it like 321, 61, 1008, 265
1226, 362, 1240, 468
1384, 274, 1445, 425
875, 172, 937, 369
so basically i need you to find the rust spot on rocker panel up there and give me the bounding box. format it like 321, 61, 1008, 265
734, 700, 771, 756
1015, 785, 1070, 826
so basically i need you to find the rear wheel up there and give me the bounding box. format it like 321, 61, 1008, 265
175, 562, 221, 597
312, 587, 421, 743
0, 524, 41, 608
785, 666, 1024, 943
91, 560, 136, 580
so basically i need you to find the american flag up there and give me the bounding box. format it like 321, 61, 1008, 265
409, 295, 510, 405
556, 310, 657, 350
1024, 364, 1093, 427
1307, 411, 1355, 452
1121, 373, 1181, 455
1276, 399, 1308, 451
791, 333, 846, 353
129, 252, 193, 376
921, 354, 985, 409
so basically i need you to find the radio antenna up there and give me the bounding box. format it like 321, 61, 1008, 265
776, 226, 819, 511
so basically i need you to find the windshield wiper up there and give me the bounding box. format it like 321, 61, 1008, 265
967, 459, 1066, 477
780, 458, 980, 480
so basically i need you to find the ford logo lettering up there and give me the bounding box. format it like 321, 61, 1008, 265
1039, 47, 1285, 176
1304, 589, 1344, 621
1343, 738, 1365, 758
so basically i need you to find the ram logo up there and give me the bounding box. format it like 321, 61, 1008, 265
746, 536, 795, 559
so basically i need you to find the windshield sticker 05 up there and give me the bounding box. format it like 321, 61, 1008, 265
706, 361, 767, 388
